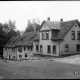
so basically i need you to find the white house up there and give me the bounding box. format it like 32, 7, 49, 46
33, 18, 80, 57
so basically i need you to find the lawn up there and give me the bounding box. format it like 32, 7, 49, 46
0, 56, 80, 79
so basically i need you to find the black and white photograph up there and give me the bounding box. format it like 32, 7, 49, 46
0, 1, 80, 79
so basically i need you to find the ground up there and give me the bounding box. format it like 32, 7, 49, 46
1, 55, 80, 79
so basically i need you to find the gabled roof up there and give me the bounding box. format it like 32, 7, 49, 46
45, 21, 60, 30
40, 20, 61, 30
34, 19, 80, 41
4, 36, 20, 48
51, 19, 80, 40
33, 33, 39, 41
4, 31, 38, 48
16, 31, 38, 47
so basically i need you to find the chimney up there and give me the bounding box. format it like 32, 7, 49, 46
47, 17, 50, 21
60, 18, 63, 22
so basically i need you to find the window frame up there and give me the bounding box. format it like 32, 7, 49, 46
24, 47, 26, 51
36, 45, 39, 52
77, 31, 80, 40
47, 45, 51, 53
42, 31, 49, 40
71, 31, 75, 40
52, 46, 56, 54
19, 55, 22, 58
18, 47, 22, 52
40, 45, 43, 53
65, 44, 69, 52
12, 48, 15, 52
31, 46, 33, 51
76, 44, 80, 51
28, 47, 29, 50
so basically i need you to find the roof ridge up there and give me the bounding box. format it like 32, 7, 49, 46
62, 19, 78, 23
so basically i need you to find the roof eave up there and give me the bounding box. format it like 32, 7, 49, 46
50, 38, 64, 41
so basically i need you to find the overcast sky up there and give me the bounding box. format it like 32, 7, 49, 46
0, 1, 80, 31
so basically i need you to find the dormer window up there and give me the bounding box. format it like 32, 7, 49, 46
42, 31, 49, 40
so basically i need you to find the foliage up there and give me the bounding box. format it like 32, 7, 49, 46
0, 20, 20, 55
24, 19, 41, 33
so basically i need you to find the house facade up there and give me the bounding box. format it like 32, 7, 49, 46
3, 36, 19, 60
33, 18, 80, 57
3, 32, 38, 60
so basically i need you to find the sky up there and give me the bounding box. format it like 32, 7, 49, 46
0, 1, 80, 31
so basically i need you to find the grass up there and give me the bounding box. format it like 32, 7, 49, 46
0, 57, 80, 79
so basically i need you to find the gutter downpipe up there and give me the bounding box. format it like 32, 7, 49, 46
15, 46, 17, 60
38, 40, 39, 59
59, 40, 61, 58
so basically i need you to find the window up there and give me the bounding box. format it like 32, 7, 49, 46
47, 45, 51, 53
53, 46, 56, 54
12, 48, 13, 52
24, 47, 26, 51
19, 55, 22, 58
36, 45, 39, 52
28, 47, 29, 50
12, 48, 15, 52
40, 45, 43, 53
77, 31, 80, 40
76, 44, 80, 51
31, 46, 33, 51
5, 48, 7, 51
18, 47, 22, 52
42, 31, 49, 40
25, 53, 27, 57
46, 32, 49, 39
71, 31, 75, 40
65, 44, 69, 52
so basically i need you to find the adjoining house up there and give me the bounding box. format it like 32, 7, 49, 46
3, 31, 39, 60
15, 31, 38, 60
33, 18, 80, 58
3, 36, 20, 60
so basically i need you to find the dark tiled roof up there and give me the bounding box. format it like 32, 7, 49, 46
45, 21, 60, 30
4, 31, 38, 47
51, 19, 80, 40
4, 36, 20, 48
25, 19, 80, 41
16, 31, 38, 47
33, 33, 39, 41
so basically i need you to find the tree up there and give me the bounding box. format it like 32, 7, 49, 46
7, 20, 20, 39
25, 20, 34, 32
24, 19, 41, 33
0, 20, 21, 56
16, 30, 21, 36
2, 23, 10, 33
8, 19, 16, 30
